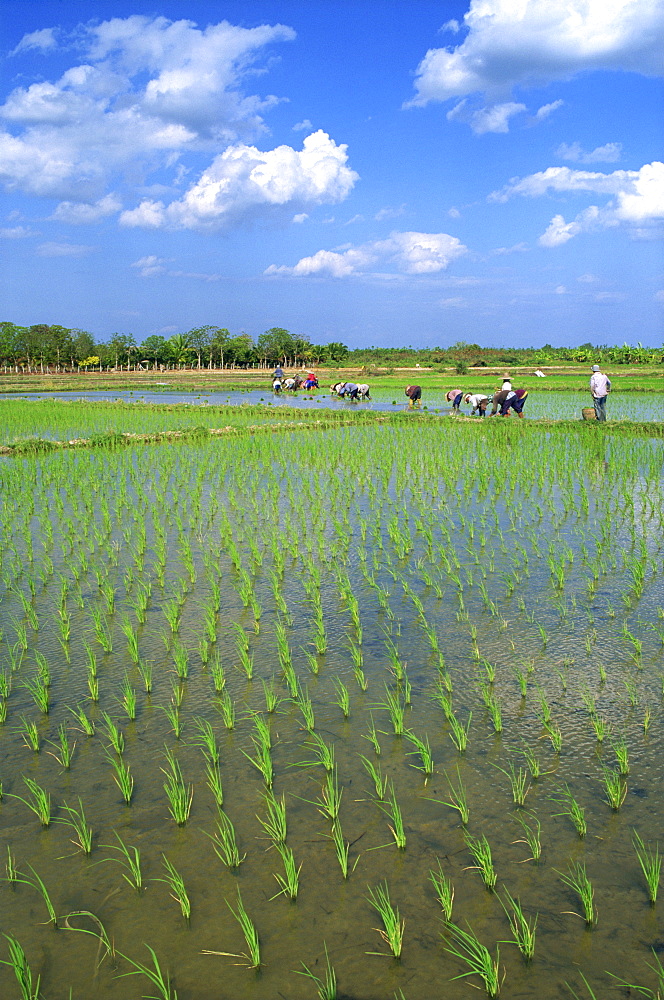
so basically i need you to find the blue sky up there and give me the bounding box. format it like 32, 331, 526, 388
1, 0, 663, 348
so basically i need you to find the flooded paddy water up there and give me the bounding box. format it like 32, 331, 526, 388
1, 384, 663, 439
0, 412, 662, 1000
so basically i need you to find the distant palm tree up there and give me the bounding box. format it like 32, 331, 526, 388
168, 333, 193, 366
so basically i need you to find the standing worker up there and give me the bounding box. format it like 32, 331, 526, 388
590, 364, 611, 422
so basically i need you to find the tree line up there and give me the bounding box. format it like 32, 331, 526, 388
0, 323, 661, 372
0, 323, 350, 371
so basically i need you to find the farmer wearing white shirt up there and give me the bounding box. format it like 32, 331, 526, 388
464, 392, 489, 417
590, 364, 611, 422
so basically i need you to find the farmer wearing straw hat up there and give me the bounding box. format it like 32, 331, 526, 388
590, 364, 611, 422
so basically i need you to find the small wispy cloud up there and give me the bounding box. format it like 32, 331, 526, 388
36, 242, 95, 257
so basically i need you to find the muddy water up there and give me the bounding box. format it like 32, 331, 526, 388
0, 423, 662, 1000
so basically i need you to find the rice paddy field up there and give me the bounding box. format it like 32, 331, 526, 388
0, 403, 663, 1000
2, 387, 664, 431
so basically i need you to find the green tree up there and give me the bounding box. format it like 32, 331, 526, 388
225, 333, 256, 367
256, 327, 295, 365
211, 328, 231, 368
139, 335, 170, 366
107, 333, 136, 368
186, 325, 216, 369
323, 341, 349, 364
167, 333, 193, 366
0, 322, 25, 365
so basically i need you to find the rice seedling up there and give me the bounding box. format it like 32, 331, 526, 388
404, 730, 434, 781
216, 689, 236, 729
601, 766, 627, 810
192, 716, 219, 763
210, 653, 226, 693
161, 702, 182, 739
161, 749, 193, 825
172, 641, 190, 680
257, 789, 287, 844
643, 705, 652, 734
499, 888, 537, 961
294, 684, 316, 730
115, 944, 177, 1000
444, 922, 502, 998
632, 831, 661, 904
448, 711, 472, 753
376, 684, 405, 736
155, 856, 191, 922
464, 832, 497, 890
429, 860, 454, 920
241, 736, 273, 788
105, 748, 134, 803
46, 722, 75, 769
162, 600, 181, 634
360, 754, 388, 799
120, 617, 140, 663
0, 935, 41, 1000
170, 678, 185, 707
302, 766, 343, 823
5, 846, 17, 883
58, 797, 93, 854
295, 943, 337, 1000
68, 703, 94, 736
202, 759, 224, 806
119, 676, 137, 721
512, 812, 542, 863
210, 888, 261, 969
101, 712, 125, 754
428, 767, 469, 824
271, 841, 301, 901
493, 761, 530, 806
590, 713, 611, 743
9, 776, 50, 826
99, 831, 143, 890
612, 735, 630, 774
557, 861, 596, 925
544, 719, 563, 752
325, 818, 357, 879
361, 714, 382, 755
33, 651, 50, 687
298, 731, 335, 772
22, 676, 49, 715
332, 677, 350, 718
14, 864, 58, 925
261, 677, 284, 714
377, 782, 407, 850
366, 881, 404, 958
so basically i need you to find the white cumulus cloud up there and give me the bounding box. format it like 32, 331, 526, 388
50, 194, 122, 224
265, 230, 468, 277
119, 131, 358, 231
0, 15, 298, 211
0, 225, 39, 238
408, 0, 664, 109
491, 160, 664, 245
